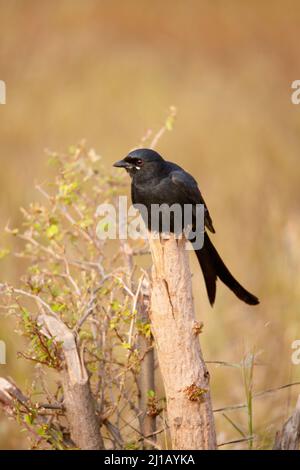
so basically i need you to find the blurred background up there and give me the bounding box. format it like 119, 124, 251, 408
1, 0, 300, 449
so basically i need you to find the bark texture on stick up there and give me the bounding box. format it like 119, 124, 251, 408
0, 377, 74, 448
137, 277, 156, 445
148, 233, 217, 450
40, 314, 103, 450
273, 394, 300, 450
0, 377, 28, 415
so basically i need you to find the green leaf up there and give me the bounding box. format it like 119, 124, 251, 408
0, 248, 10, 259
24, 414, 34, 425
46, 224, 59, 239
166, 115, 175, 131
109, 317, 118, 329
51, 302, 66, 312
59, 181, 78, 196
124, 441, 139, 450
47, 153, 59, 167
78, 218, 93, 229
111, 300, 121, 312
68, 145, 77, 155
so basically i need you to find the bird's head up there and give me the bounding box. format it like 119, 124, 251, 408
113, 148, 164, 177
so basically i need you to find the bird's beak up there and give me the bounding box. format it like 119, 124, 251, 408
113, 159, 131, 169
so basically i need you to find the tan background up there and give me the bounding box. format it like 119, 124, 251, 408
1, 0, 300, 449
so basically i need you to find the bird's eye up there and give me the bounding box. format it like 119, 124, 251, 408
136, 159, 143, 166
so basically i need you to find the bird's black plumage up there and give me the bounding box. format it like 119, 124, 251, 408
113, 148, 259, 306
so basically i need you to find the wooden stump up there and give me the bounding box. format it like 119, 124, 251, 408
148, 233, 217, 450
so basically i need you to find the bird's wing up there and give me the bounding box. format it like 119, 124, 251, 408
170, 169, 215, 233
131, 182, 137, 205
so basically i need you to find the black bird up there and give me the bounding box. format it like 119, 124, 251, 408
113, 148, 259, 306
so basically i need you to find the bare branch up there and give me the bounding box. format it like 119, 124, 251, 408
273, 395, 300, 450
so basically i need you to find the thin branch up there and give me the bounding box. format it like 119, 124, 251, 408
218, 436, 255, 448
0, 284, 59, 319
214, 381, 300, 413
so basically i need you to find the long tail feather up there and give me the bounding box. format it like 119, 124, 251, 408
195, 233, 259, 306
